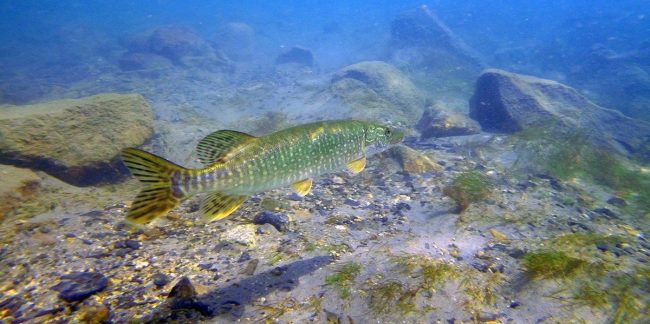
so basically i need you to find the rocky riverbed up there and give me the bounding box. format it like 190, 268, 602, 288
1, 5, 650, 323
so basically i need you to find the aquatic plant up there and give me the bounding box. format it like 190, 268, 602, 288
325, 262, 362, 299
550, 233, 626, 249
304, 295, 323, 314
460, 271, 502, 320
512, 126, 650, 214
368, 280, 419, 315
522, 251, 587, 279
572, 281, 608, 308
442, 171, 492, 212
419, 260, 458, 291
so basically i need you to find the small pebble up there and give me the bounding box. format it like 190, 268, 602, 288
253, 211, 289, 232
606, 196, 627, 208
152, 272, 169, 288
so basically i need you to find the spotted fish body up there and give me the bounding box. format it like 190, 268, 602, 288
121, 120, 403, 224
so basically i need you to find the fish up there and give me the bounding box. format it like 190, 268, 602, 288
120, 119, 404, 224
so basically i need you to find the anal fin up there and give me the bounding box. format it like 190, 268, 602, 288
346, 157, 366, 174
292, 178, 313, 196
200, 192, 248, 221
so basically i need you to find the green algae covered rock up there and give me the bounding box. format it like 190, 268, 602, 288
0, 165, 41, 221
0, 93, 153, 186
331, 61, 424, 125
469, 69, 650, 161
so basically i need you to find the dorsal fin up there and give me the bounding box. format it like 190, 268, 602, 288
195, 130, 257, 165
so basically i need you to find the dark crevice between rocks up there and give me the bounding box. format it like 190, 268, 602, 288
0, 152, 130, 187
469, 76, 521, 133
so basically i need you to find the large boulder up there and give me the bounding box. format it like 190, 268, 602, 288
469, 69, 650, 160
389, 5, 483, 96
0, 93, 154, 186
330, 61, 424, 124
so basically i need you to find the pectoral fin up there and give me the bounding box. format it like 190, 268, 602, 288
346, 157, 366, 174
292, 178, 313, 196
200, 192, 248, 221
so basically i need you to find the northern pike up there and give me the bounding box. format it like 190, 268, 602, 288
121, 120, 403, 224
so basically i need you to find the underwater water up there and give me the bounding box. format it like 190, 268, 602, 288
1, 0, 650, 323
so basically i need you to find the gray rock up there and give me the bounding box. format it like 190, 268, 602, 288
330, 61, 424, 124
253, 211, 289, 232
469, 69, 650, 161
389, 6, 483, 96
168, 276, 197, 299
390, 5, 483, 63
607, 196, 627, 208
148, 25, 212, 63
152, 272, 170, 288
221, 224, 257, 247
416, 102, 480, 138
52, 272, 108, 302
215, 22, 255, 61
0, 93, 154, 186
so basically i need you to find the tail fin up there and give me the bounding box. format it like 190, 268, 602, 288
121, 148, 186, 224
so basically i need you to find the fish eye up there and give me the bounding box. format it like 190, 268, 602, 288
384, 128, 391, 136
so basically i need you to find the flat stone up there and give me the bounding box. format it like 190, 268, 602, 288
52, 272, 108, 302
380, 145, 441, 174
607, 196, 627, 208
220, 224, 257, 247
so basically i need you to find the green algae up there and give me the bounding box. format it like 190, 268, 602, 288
513, 126, 650, 215
442, 171, 492, 212
525, 233, 650, 323
550, 233, 626, 250
522, 251, 587, 279
325, 262, 362, 299
460, 271, 503, 321
368, 280, 420, 315
362, 255, 459, 316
